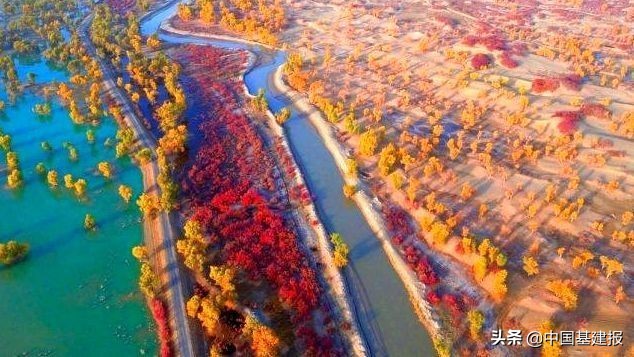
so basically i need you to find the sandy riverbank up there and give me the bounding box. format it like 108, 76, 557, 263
271, 65, 444, 339
161, 22, 368, 356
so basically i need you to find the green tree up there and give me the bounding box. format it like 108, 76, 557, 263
35, 162, 46, 175
86, 129, 95, 144
0, 134, 11, 151
330, 232, 349, 268
467, 310, 485, 339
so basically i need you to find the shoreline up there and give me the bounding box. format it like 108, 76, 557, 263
161, 22, 369, 356
270, 66, 444, 340
159, 20, 447, 348
164, 20, 446, 341
79, 10, 199, 357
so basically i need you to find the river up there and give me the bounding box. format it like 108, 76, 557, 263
0, 57, 156, 354
141, 2, 435, 356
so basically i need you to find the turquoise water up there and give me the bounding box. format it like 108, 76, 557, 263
0, 56, 156, 355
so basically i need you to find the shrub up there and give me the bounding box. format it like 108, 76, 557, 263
531, 78, 560, 93
553, 111, 581, 134
471, 53, 492, 69
499, 51, 518, 68
580, 103, 610, 119
150, 298, 173, 357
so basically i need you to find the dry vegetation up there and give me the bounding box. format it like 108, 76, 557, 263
175, 0, 633, 354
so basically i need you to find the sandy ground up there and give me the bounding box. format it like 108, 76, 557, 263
172, 0, 634, 354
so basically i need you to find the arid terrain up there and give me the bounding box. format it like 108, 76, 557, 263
171, 0, 633, 355
1, 0, 632, 355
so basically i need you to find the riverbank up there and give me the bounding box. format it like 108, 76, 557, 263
161, 17, 450, 354
242, 52, 369, 357
79, 12, 199, 357
270, 65, 445, 338
0, 47, 156, 357
165, 21, 468, 351
161, 22, 368, 356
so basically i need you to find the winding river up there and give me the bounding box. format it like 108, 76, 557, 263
141, 2, 435, 356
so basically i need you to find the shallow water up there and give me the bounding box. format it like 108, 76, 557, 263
0, 56, 156, 355
143, 2, 436, 355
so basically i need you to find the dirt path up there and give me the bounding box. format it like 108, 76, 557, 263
79, 14, 198, 357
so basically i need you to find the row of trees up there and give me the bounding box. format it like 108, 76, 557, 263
2, 133, 23, 189
131, 245, 173, 357
177, 0, 286, 46
91, 4, 187, 215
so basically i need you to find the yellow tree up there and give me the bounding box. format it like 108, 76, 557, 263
47, 170, 59, 187
342, 184, 356, 198
460, 182, 474, 201
429, 221, 450, 245
474, 256, 488, 282
137, 192, 161, 217
345, 158, 358, 177
210, 265, 237, 304
522, 255, 539, 276
74, 179, 87, 197
7, 169, 22, 189
244, 315, 281, 357
118, 184, 133, 203
199, 0, 215, 23
546, 280, 578, 310
177, 4, 193, 21
599, 256, 623, 278
186, 295, 202, 318
84, 214, 96, 231
138, 262, 158, 298
615, 285, 626, 304
540, 320, 562, 357
131, 245, 148, 261
358, 127, 384, 156
63, 174, 74, 189
378, 143, 399, 176
492, 269, 508, 299
467, 309, 485, 339
197, 297, 221, 336
571, 250, 594, 269
97, 161, 113, 179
